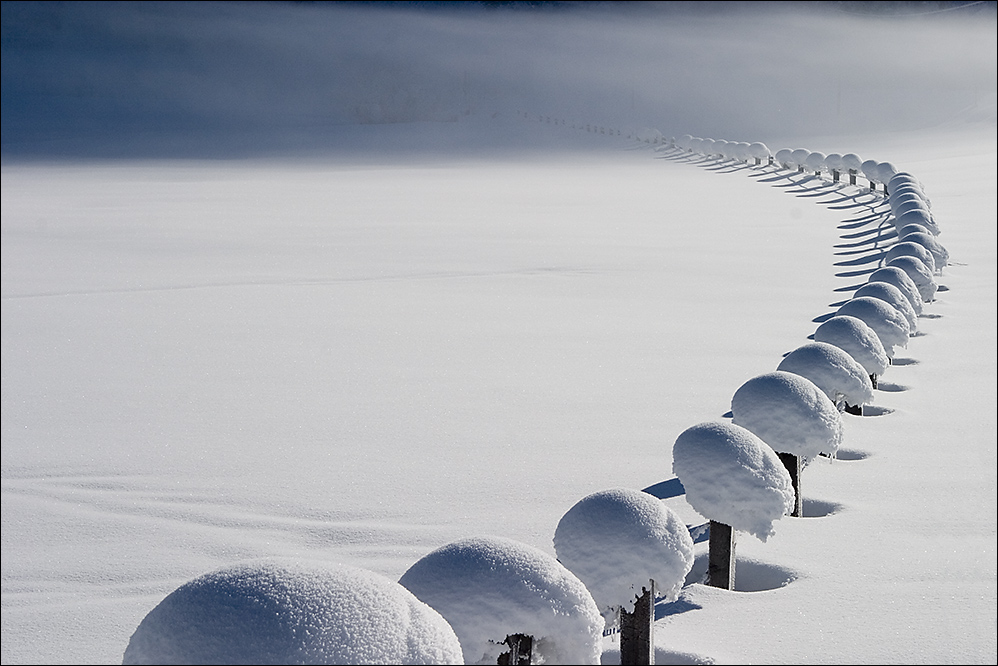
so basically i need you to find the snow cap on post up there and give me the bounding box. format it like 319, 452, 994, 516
731, 371, 844, 460
776, 342, 875, 409
867, 266, 924, 314
122, 558, 464, 666
554, 488, 695, 612
399, 535, 604, 666
813, 315, 890, 378
887, 171, 921, 196
672, 421, 795, 542
895, 208, 940, 236
840, 153, 863, 172
853, 281, 919, 332
804, 151, 827, 173
835, 296, 911, 357
886, 255, 937, 303
885, 241, 936, 276
749, 142, 771, 160
901, 231, 949, 271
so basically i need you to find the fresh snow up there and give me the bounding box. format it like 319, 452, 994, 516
121, 558, 463, 665
776, 341, 875, 409
730, 371, 844, 460
2, 2, 996, 665
399, 536, 604, 666
553, 487, 695, 612
671, 421, 796, 542
812, 315, 890, 379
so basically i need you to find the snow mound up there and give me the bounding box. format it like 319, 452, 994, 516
836, 296, 911, 357
885, 241, 936, 275
672, 421, 795, 542
886, 255, 937, 303
776, 342, 875, 409
901, 231, 949, 271
867, 266, 924, 315
399, 536, 604, 666
853, 281, 919, 332
122, 558, 463, 666
553, 488, 694, 612
894, 208, 940, 236
813, 315, 890, 378
730, 371, 843, 460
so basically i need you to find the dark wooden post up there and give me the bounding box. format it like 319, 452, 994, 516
497, 634, 533, 665
620, 580, 656, 665
707, 521, 736, 590
870, 373, 878, 389
832, 169, 840, 182
777, 452, 803, 517
849, 170, 857, 185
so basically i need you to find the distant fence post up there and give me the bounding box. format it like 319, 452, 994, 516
870, 373, 878, 389
620, 580, 656, 665
497, 634, 533, 665
707, 521, 736, 590
777, 452, 803, 517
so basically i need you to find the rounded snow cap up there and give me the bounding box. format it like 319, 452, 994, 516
749, 142, 771, 159
813, 315, 889, 377
902, 231, 949, 271
895, 208, 940, 235
122, 558, 463, 666
840, 153, 863, 172
885, 241, 936, 276
804, 151, 827, 172
853, 281, 919, 332
399, 536, 604, 666
886, 255, 937, 303
835, 296, 911, 357
672, 421, 795, 542
777, 342, 875, 409
731, 371, 844, 460
554, 488, 694, 613
867, 266, 924, 314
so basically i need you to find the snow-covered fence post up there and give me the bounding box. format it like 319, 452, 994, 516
777, 342, 876, 417
672, 422, 795, 591
399, 536, 604, 665
730, 372, 843, 518
497, 634, 532, 665
554, 488, 693, 663
707, 520, 736, 589
619, 580, 655, 665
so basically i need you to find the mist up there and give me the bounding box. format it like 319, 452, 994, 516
2, 1, 996, 158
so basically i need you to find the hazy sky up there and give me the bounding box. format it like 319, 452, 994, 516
2, 1, 995, 157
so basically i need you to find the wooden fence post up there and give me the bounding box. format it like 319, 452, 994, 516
620, 580, 656, 665
497, 634, 533, 665
707, 521, 736, 590
777, 452, 803, 517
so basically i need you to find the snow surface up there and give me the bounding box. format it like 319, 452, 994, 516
730, 371, 844, 460
553, 488, 695, 612
398, 536, 604, 666
812, 315, 890, 379
2, 2, 996, 665
671, 422, 795, 542
121, 558, 462, 665
776, 342, 875, 409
